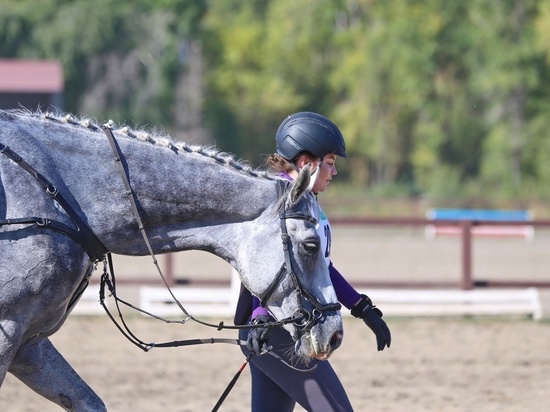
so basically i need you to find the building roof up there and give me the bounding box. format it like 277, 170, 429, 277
0, 59, 64, 93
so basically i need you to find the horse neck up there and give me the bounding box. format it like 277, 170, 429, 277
88, 133, 278, 257
1, 112, 278, 259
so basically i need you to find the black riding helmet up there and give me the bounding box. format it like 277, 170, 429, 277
275, 112, 347, 163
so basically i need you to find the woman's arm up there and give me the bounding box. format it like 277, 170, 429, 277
329, 262, 362, 309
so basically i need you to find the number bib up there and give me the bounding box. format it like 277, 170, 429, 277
317, 207, 332, 265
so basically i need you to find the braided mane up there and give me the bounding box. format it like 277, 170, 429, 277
7, 108, 275, 180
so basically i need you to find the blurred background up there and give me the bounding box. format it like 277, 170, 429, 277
2, 5, 550, 409
3, 0, 550, 217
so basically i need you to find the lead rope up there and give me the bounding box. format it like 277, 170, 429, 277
211, 353, 254, 412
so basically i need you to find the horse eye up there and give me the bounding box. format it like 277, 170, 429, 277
302, 241, 319, 254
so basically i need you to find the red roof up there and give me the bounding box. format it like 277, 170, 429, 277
0, 59, 64, 93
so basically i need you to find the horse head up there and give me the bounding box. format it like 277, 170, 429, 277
238, 166, 343, 361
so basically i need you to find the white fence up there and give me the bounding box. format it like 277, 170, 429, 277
73, 273, 542, 320
364, 287, 542, 320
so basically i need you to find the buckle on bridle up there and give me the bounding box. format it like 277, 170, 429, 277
292, 307, 311, 327
46, 185, 59, 197
36, 218, 50, 227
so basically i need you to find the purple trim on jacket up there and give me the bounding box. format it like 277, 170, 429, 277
278, 171, 293, 180
251, 297, 269, 319
329, 262, 361, 309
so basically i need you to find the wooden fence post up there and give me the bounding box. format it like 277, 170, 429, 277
461, 221, 473, 290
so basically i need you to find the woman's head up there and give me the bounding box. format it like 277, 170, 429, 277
268, 112, 346, 192
274, 112, 347, 162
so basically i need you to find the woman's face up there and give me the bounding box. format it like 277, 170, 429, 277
311, 154, 338, 193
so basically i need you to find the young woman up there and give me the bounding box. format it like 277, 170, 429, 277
234, 112, 391, 412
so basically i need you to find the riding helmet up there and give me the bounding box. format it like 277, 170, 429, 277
275, 112, 347, 162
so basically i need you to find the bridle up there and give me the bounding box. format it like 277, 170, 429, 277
258, 179, 342, 334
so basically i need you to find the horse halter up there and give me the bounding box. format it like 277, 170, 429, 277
258, 179, 342, 333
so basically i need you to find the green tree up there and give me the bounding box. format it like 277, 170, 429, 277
4, 0, 550, 203
0, 0, 206, 127
203, 0, 345, 161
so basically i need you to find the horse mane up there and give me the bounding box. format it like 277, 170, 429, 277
5, 108, 276, 181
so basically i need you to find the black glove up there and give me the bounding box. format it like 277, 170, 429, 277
245, 315, 272, 356
351, 294, 391, 351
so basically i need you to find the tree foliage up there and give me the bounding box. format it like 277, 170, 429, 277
2, 0, 550, 202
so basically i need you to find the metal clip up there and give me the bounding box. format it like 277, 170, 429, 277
36, 218, 50, 227
46, 185, 59, 197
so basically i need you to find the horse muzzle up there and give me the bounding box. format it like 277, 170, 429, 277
291, 310, 343, 360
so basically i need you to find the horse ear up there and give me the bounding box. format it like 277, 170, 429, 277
290, 164, 312, 203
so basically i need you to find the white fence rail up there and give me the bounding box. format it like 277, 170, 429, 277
73, 276, 542, 320
364, 288, 542, 320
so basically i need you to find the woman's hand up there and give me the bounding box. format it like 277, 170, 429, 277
246, 315, 272, 355
351, 295, 391, 351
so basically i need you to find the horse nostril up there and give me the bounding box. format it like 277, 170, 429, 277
330, 331, 343, 350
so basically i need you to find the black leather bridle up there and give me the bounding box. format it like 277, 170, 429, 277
258, 179, 342, 333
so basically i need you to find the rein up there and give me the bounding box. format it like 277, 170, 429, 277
101, 126, 323, 409
100, 127, 301, 348
101, 126, 339, 342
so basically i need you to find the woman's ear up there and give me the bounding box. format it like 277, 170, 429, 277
293, 155, 307, 171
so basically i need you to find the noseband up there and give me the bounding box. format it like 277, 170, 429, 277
258, 180, 342, 332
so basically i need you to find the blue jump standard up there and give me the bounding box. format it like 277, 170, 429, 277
427, 209, 532, 222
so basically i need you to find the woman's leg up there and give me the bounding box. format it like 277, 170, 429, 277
240, 326, 354, 412
249, 361, 296, 412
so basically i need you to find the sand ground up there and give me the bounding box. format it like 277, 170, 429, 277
2, 226, 550, 411
1, 315, 549, 412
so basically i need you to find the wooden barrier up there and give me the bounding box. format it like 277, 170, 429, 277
139, 286, 235, 317
90, 216, 550, 291
139, 270, 241, 317
425, 208, 534, 239
76, 215, 550, 317
75, 271, 543, 319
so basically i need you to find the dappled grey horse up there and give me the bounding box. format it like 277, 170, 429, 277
0, 110, 343, 411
